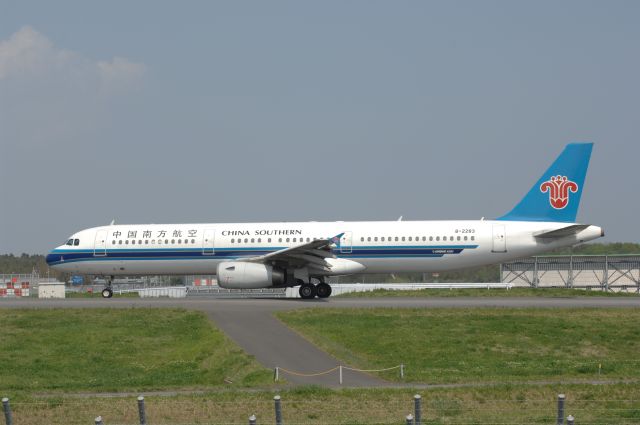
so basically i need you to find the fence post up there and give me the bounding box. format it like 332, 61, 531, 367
137, 396, 147, 425
400, 364, 404, 379
557, 394, 565, 425
274, 395, 283, 425
567, 415, 575, 425
414, 394, 422, 425
274, 367, 279, 382
95, 416, 104, 425
339, 365, 343, 385
2, 398, 13, 425
249, 414, 257, 425
405, 413, 414, 425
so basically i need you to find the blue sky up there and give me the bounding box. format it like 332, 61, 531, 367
1, 1, 639, 253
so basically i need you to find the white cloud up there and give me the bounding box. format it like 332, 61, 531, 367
0, 25, 145, 90
0, 26, 146, 149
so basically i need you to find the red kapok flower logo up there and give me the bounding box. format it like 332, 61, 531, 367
540, 175, 578, 209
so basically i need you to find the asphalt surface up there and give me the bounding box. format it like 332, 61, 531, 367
2, 296, 639, 387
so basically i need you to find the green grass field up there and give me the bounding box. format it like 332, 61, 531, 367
0, 309, 272, 393
337, 287, 640, 298
277, 308, 640, 384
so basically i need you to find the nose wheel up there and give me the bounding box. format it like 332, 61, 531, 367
101, 276, 114, 298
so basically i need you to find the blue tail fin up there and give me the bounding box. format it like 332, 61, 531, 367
497, 143, 593, 223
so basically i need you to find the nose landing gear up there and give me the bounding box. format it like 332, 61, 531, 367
101, 276, 114, 298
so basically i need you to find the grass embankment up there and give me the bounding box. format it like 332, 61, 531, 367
7, 385, 640, 424
338, 287, 640, 298
277, 308, 640, 384
0, 309, 272, 394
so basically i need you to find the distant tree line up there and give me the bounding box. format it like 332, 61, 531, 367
1, 243, 639, 283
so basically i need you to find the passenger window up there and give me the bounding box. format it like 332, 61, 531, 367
408, 237, 412, 242
381, 237, 385, 242
286, 238, 290, 242
307, 237, 310, 242
279, 238, 283, 243
457, 236, 461, 241
268, 238, 272, 243
171, 239, 175, 244
231, 238, 235, 243
131, 240, 135, 245
443, 236, 447, 241
251, 238, 255, 243
367, 237, 371, 242
436, 236, 440, 241
178, 239, 181, 244
112, 240, 116, 245
293, 238, 297, 242
374, 237, 378, 242
401, 237, 405, 241
395, 237, 399, 241
471, 236, 475, 241
165, 239, 169, 244
125, 240, 129, 244
191, 239, 195, 244
258, 238, 262, 243
145, 240, 149, 244
464, 236, 468, 241
429, 236, 433, 241
119, 240, 123, 245
152, 240, 156, 244
360, 237, 364, 242
139, 240, 142, 244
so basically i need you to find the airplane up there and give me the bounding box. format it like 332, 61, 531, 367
46, 143, 603, 299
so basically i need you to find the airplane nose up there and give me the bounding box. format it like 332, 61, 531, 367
46, 252, 60, 267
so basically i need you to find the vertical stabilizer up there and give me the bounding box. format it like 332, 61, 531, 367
497, 143, 593, 223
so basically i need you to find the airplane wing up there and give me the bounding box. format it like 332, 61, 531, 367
242, 233, 344, 271
534, 224, 591, 239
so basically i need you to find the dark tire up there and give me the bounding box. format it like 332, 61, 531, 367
299, 283, 317, 299
102, 288, 113, 298
316, 282, 332, 298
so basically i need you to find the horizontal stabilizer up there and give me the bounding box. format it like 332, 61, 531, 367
534, 224, 590, 239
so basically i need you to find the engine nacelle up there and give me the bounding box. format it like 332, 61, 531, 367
217, 262, 285, 289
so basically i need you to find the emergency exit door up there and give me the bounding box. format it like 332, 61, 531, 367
492, 225, 507, 253
202, 229, 216, 255
340, 231, 353, 253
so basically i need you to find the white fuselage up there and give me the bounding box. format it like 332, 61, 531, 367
47, 220, 603, 276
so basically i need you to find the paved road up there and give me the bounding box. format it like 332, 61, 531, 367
2, 296, 639, 387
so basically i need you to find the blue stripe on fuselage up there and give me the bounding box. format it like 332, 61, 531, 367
46, 245, 479, 266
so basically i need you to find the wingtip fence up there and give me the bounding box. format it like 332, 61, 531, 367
1, 393, 580, 425
274, 364, 404, 384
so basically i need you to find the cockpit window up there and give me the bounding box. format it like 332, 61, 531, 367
66, 239, 74, 246
74, 239, 80, 246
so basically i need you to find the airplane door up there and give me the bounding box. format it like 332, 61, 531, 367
340, 231, 353, 254
94, 230, 107, 256
202, 228, 216, 255
492, 225, 507, 253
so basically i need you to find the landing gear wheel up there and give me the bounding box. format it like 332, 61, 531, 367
316, 282, 332, 298
102, 288, 113, 299
299, 283, 317, 299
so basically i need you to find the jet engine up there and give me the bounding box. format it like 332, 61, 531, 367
217, 262, 285, 289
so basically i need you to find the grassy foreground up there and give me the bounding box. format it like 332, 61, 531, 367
0, 309, 272, 393
277, 308, 640, 384
5, 384, 640, 424
337, 287, 640, 298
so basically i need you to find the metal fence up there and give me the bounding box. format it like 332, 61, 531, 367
2, 393, 588, 425
501, 255, 640, 291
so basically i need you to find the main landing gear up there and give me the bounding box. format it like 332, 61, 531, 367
101, 276, 114, 299
298, 279, 332, 299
